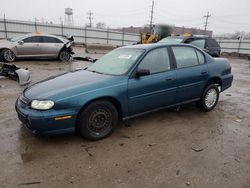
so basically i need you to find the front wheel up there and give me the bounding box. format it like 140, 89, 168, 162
199, 84, 219, 112
58, 51, 70, 61
77, 100, 118, 140
1, 49, 16, 62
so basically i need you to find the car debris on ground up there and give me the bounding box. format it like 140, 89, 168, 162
0, 63, 31, 85
73, 56, 98, 63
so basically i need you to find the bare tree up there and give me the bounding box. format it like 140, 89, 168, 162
96, 22, 106, 29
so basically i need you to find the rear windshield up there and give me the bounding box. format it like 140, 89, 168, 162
207, 39, 220, 47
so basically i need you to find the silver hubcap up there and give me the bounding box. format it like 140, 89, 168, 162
60, 51, 69, 61
4, 50, 15, 62
205, 88, 217, 108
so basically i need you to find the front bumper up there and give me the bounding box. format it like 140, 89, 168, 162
15, 96, 76, 135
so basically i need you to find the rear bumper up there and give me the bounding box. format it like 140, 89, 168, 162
221, 74, 233, 92
15, 98, 76, 135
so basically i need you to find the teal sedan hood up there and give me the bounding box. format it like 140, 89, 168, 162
24, 70, 125, 100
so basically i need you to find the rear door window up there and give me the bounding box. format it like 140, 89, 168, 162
41, 36, 62, 43
172, 46, 199, 68
196, 50, 205, 64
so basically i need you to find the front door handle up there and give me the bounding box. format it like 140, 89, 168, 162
201, 71, 208, 75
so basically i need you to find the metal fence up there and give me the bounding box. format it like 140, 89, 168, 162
0, 18, 140, 46
216, 38, 250, 55
1, 18, 250, 55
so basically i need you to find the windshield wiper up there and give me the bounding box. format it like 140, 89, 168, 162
87, 69, 104, 74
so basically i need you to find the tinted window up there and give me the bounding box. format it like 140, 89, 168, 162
138, 48, 171, 74
23, 36, 41, 43
196, 50, 205, 64
42, 36, 62, 43
207, 38, 219, 47
172, 47, 199, 68
189, 39, 205, 49
55, 38, 63, 43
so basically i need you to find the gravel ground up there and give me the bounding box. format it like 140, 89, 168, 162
0, 47, 249, 188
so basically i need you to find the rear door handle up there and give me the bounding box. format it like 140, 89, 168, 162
166, 76, 175, 81
201, 71, 208, 75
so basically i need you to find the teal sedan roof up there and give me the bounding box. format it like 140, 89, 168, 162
121, 43, 194, 50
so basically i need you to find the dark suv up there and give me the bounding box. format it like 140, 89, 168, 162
158, 36, 221, 57
183, 36, 221, 57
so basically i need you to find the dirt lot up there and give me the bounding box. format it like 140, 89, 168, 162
0, 47, 249, 188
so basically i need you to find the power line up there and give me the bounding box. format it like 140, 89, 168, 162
203, 11, 211, 33
211, 17, 250, 25
149, 0, 155, 31
87, 10, 93, 27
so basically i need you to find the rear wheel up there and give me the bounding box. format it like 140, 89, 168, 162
199, 84, 219, 112
1, 49, 16, 62
78, 100, 118, 140
58, 51, 70, 61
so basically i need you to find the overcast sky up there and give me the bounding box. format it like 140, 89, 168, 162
1, 0, 250, 34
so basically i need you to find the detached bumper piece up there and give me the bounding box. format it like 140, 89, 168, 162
0, 63, 31, 85
73, 56, 97, 63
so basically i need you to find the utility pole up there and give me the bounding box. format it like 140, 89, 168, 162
149, 0, 155, 32
3, 14, 8, 39
34, 17, 38, 32
203, 11, 211, 34
87, 10, 93, 27
59, 17, 64, 36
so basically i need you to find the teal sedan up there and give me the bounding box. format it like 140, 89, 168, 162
15, 43, 233, 140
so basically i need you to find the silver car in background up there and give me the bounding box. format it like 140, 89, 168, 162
0, 33, 73, 62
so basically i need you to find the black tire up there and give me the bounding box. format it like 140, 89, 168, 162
1, 49, 16, 62
199, 84, 219, 112
58, 50, 70, 61
77, 100, 118, 140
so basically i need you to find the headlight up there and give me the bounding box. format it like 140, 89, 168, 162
31, 100, 54, 110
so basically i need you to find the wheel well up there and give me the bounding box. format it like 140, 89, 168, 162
75, 97, 122, 129
0, 48, 3, 58
0, 48, 16, 55
0, 48, 9, 54
207, 77, 222, 87
57, 48, 64, 58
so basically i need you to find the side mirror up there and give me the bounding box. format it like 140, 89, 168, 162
136, 68, 150, 77
18, 41, 24, 45
204, 46, 209, 52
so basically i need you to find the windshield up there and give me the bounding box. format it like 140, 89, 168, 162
9, 34, 27, 42
87, 48, 144, 75
158, 37, 183, 44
